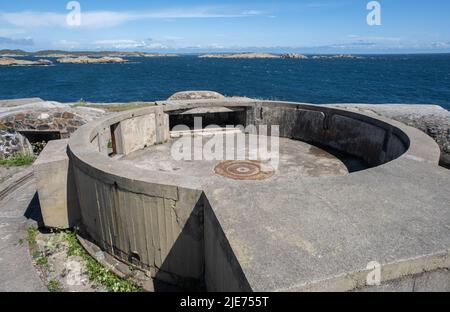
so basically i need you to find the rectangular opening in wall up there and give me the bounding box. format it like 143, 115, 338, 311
169, 107, 247, 131
109, 123, 119, 156
18, 130, 61, 144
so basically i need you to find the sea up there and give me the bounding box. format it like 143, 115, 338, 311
0, 54, 449, 110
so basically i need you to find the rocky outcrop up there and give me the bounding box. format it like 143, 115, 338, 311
199, 53, 362, 60
0, 57, 52, 66
199, 53, 281, 59
0, 98, 44, 108
329, 104, 450, 168
56, 56, 127, 64
312, 54, 364, 60
0, 130, 33, 156
0, 50, 179, 58
168, 91, 226, 101
0, 99, 106, 157
281, 53, 308, 59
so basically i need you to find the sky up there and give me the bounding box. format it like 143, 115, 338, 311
0, 0, 449, 53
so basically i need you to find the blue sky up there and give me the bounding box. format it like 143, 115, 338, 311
0, 0, 449, 53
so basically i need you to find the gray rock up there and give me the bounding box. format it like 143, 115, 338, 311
0, 130, 33, 157
168, 90, 226, 101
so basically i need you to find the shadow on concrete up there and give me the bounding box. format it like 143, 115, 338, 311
67, 160, 81, 228
439, 154, 450, 170
312, 143, 370, 173
153, 194, 252, 292
75, 192, 250, 292
23, 191, 44, 228
153, 195, 205, 292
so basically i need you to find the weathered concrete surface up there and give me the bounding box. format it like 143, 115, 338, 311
0, 169, 46, 292
121, 134, 352, 179
202, 158, 450, 291
34, 139, 79, 229
114, 114, 157, 155
328, 104, 450, 167
69, 106, 204, 288
355, 269, 450, 292
68, 99, 450, 291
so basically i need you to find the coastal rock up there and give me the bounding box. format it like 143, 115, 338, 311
0, 57, 52, 66
56, 56, 127, 64
312, 54, 364, 60
40, 52, 176, 58
199, 53, 281, 59
281, 53, 308, 59
0, 98, 44, 108
0, 99, 106, 156
168, 91, 226, 101
0, 130, 33, 157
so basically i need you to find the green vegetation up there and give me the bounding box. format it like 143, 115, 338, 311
36, 254, 49, 267
31, 141, 47, 155
47, 279, 62, 292
26, 226, 38, 247
0, 153, 36, 167
63, 231, 141, 292
72, 100, 156, 112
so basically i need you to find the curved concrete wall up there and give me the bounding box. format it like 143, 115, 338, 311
68, 100, 419, 290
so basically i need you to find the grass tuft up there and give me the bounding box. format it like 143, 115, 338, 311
26, 226, 38, 246
36, 254, 49, 266
63, 231, 141, 292
0, 153, 36, 167
47, 279, 62, 292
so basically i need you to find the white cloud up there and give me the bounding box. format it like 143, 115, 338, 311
0, 36, 34, 46
0, 28, 26, 37
56, 39, 81, 49
430, 42, 450, 48
0, 12, 66, 28
241, 10, 263, 16
0, 8, 262, 29
347, 35, 402, 42
93, 39, 168, 49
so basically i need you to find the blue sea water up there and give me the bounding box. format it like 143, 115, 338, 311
0, 54, 449, 109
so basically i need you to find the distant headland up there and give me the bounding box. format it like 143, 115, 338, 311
0, 49, 366, 60
0, 49, 178, 58
198, 52, 363, 59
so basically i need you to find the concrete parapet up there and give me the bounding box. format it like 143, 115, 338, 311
66, 99, 449, 291
34, 139, 79, 229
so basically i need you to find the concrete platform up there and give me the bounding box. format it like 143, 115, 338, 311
120, 134, 361, 181
67, 99, 450, 291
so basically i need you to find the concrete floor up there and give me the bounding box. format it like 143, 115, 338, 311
120, 133, 357, 182
0, 169, 46, 292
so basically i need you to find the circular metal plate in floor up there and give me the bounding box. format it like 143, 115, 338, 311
214, 160, 275, 181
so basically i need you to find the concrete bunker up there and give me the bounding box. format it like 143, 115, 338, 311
168, 106, 248, 130
48, 99, 448, 292
18, 130, 63, 144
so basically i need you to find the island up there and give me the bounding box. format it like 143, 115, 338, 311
0, 49, 178, 58
311, 54, 365, 60
199, 52, 309, 59
56, 56, 127, 64
0, 57, 52, 66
